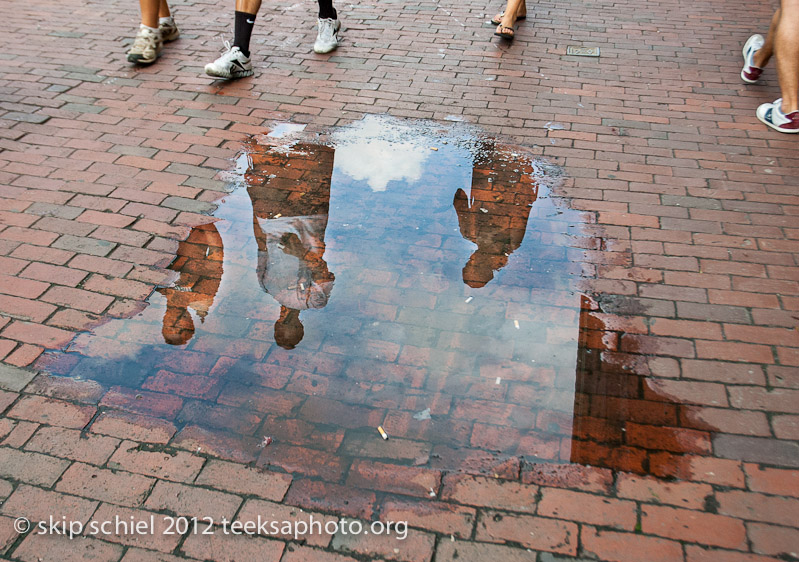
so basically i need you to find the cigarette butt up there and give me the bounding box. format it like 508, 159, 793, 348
514, 320, 520, 329
430, 147, 438, 151
274, 213, 282, 218
378, 426, 389, 440
465, 296, 473, 303
495, 377, 501, 385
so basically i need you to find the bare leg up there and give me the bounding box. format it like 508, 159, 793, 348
754, 8, 780, 68
159, 0, 171, 18
139, 0, 160, 28
499, 0, 525, 31
775, 0, 799, 112
236, 0, 263, 14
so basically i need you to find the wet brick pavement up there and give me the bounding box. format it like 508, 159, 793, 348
1, 0, 799, 561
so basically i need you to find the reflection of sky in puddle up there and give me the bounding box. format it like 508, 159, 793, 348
332, 116, 431, 192
37, 116, 605, 476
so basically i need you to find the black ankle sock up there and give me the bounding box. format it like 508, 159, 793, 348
318, 0, 337, 20
233, 11, 256, 57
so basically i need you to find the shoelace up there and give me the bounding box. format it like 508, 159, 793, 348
319, 20, 335, 41
132, 29, 157, 51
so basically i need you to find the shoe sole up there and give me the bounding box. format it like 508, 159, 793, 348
205, 67, 254, 79
127, 53, 158, 65
313, 43, 338, 54
757, 112, 799, 133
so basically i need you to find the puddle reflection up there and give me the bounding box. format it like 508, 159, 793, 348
35, 116, 708, 479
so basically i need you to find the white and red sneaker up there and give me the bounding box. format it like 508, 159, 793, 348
756, 99, 799, 133
741, 34, 764, 84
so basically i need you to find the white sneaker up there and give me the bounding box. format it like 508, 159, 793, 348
314, 18, 341, 54
741, 34, 764, 84
756, 98, 799, 133
204, 41, 254, 79
159, 18, 180, 42
127, 26, 162, 65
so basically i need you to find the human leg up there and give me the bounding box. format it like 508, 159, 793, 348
491, 0, 527, 26
496, 0, 525, 39
128, 0, 163, 64
756, 0, 799, 132
233, 0, 262, 57
774, 0, 799, 112
158, 0, 180, 42
204, 0, 261, 78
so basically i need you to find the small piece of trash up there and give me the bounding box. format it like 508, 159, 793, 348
428, 488, 436, 497
514, 320, 520, 329
480, 208, 488, 213
465, 296, 474, 303
413, 408, 432, 421
495, 377, 501, 385
377, 426, 389, 440
258, 436, 273, 449
429, 147, 438, 151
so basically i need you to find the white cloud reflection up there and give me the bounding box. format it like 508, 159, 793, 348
333, 116, 431, 192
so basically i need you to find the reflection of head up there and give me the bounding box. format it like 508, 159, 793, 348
462, 251, 508, 288
162, 306, 195, 346
274, 307, 304, 349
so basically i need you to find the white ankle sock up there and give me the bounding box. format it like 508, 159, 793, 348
140, 24, 158, 33
159, 16, 174, 26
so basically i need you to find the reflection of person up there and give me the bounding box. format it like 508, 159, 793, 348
127, 0, 180, 65
741, 4, 799, 133
493, 0, 526, 40
157, 223, 224, 345
247, 144, 335, 349
454, 146, 538, 288
204, 0, 341, 79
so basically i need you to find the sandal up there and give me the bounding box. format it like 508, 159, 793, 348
490, 11, 526, 25
494, 24, 515, 39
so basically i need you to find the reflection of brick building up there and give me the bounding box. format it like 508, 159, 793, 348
454, 144, 539, 288
570, 296, 706, 476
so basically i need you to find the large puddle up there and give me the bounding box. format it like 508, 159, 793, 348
36, 116, 692, 478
